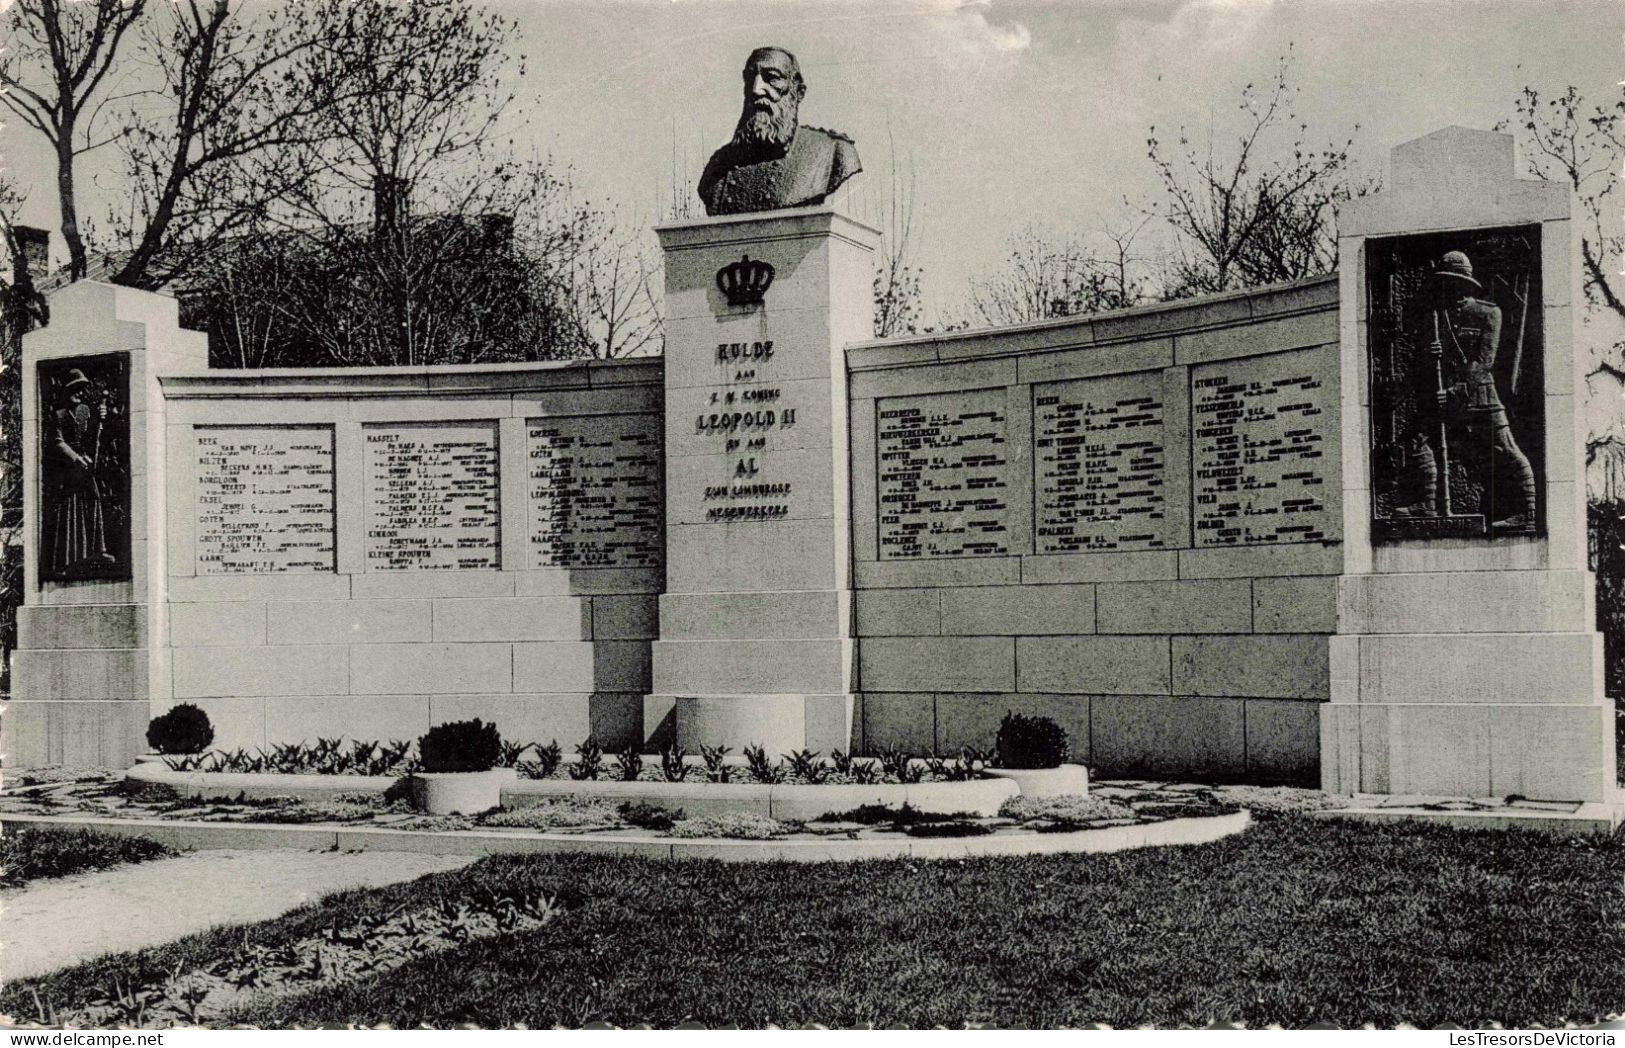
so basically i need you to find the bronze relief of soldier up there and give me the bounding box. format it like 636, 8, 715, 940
1371, 233, 1543, 539
38, 355, 131, 581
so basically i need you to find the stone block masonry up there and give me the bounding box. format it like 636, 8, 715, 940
5, 302, 666, 764
846, 277, 1342, 785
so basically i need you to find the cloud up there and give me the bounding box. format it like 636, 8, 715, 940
1112, 0, 1274, 59
926, 1, 1032, 56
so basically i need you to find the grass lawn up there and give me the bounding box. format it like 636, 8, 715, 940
5, 815, 1625, 1028
0, 826, 176, 888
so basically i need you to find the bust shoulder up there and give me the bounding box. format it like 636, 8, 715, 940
803, 125, 854, 145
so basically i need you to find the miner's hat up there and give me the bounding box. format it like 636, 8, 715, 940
60, 369, 91, 392
1433, 250, 1481, 290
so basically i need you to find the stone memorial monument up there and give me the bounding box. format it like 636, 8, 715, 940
1323, 126, 1614, 803
4, 98, 1612, 821
648, 46, 875, 752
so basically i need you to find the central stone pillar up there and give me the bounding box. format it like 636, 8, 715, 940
648, 207, 878, 753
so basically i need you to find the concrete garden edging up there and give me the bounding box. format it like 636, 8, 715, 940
0, 810, 1251, 863
983, 764, 1090, 799
411, 771, 507, 815
504, 776, 1018, 819
125, 764, 1022, 820
126, 762, 397, 802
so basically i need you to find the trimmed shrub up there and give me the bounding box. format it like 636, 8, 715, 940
994, 711, 1069, 769
417, 719, 503, 774
146, 704, 214, 755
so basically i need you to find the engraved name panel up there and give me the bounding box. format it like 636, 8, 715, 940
1192, 348, 1334, 546
877, 389, 1010, 560
1034, 371, 1166, 553
365, 421, 500, 571
195, 425, 335, 574
528, 414, 662, 568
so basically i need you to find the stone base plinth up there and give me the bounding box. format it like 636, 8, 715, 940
1321, 569, 1616, 803
643, 693, 855, 754
2, 698, 149, 768
6, 602, 151, 768
1320, 702, 1615, 802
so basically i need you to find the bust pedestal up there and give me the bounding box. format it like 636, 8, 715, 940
647, 207, 878, 753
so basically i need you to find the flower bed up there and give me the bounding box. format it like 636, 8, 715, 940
126, 761, 1018, 820
131, 735, 1036, 820
152, 737, 994, 787
4, 777, 1250, 847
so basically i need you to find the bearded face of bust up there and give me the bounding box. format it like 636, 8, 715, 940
732, 47, 803, 152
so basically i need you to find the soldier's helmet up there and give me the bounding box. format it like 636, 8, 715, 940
1432, 250, 1481, 291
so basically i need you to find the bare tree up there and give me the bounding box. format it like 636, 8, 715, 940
965, 217, 1153, 327
1499, 84, 1625, 697
0, 0, 145, 280
0, 182, 49, 693
1147, 50, 1372, 298
560, 223, 663, 359
873, 136, 923, 338
171, 0, 611, 367
110, 0, 349, 290
1500, 85, 1625, 388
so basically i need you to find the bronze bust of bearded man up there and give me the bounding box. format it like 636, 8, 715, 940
699, 47, 862, 216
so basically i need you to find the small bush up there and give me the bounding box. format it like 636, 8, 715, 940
784, 749, 826, 784
416, 719, 503, 774
659, 743, 688, 783
146, 704, 214, 755
943, 746, 989, 781
994, 711, 1069, 770
1, 827, 174, 887
519, 740, 563, 780
570, 736, 605, 781
618, 802, 683, 831
667, 813, 788, 840
613, 746, 643, 782
497, 740, 532, 767
848, 759, 880, 785
743, 744, 781, 784
482, 799, 618, 829
877, 747, 911, 780
700, 744, 732, 783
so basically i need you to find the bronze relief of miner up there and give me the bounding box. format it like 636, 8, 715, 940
699, 47, 861, 216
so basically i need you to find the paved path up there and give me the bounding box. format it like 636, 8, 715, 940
2, 848, 473, 980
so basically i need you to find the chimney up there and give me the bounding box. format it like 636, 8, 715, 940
13, 226, 48, 282
373, 175, 411, 235
480, 213, 514, 250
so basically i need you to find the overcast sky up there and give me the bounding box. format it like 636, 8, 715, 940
2, 0, 1621, 324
